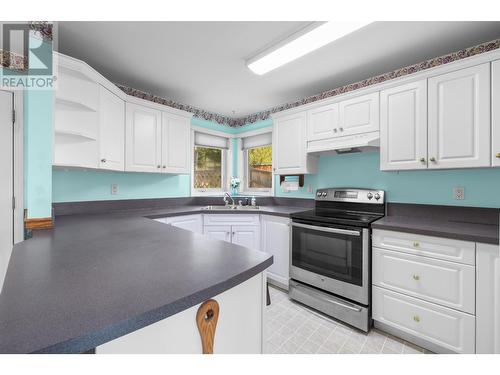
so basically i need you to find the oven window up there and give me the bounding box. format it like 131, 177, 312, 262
292, 224, 363, 286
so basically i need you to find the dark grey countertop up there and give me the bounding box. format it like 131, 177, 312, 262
372, 216, 499, 245
0, 205, 307, 354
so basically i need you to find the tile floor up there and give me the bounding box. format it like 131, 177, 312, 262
265, 285, 430, 354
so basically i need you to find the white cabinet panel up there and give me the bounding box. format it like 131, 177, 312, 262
261, 215, 290, 288
125, 103, 162, 173
338, 92, 379, 136
373, 286, 475, 353
372, 229, 475, 265
97, 273, 265, 354
203, 225, 232, 242
231, 226, 260, 250
492, 60, 500, 167
273, 112, 317, 175
380, 80, 428, 171
165, 214, 203, 234
373, 247, 475, 314
161, 113, 191, 174
306, 103, 339, 141
99, 86, 125, 171
428, 63, 491, 169
476, 242, 500, 353
203, 214, 260, 227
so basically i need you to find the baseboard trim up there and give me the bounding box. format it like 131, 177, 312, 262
25, 217, 53, 230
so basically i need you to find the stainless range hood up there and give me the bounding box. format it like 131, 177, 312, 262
306, 131, 380, 156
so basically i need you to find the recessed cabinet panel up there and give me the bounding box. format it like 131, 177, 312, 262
380, 80, 427, 170
99, 86, 125, 171
261, 215, 290, 288
492, 60, 500, 167
428, 63, 491, 169
161, 113, 191, 174
125, 103, 162, 173
306, 103, 339, 141
203, 225, 232, 242
231, 226, 260, 250
338, 92, 379, 136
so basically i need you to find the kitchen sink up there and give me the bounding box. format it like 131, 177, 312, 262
202, 205, 260, 211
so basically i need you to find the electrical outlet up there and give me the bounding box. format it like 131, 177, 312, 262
307, 185, 313, 193
111, 184, 119, 195
453, 187, 465, 200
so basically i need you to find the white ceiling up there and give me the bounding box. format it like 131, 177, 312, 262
57, 21, 500, 118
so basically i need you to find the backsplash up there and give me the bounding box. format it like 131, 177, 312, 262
275, 151, 500, 208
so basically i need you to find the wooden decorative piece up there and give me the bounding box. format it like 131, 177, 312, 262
279, 174, 305, 187
196, 299, 220, 354
25, 217, 53, 230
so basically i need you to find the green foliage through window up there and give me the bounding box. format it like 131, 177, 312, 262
194, 146, 222, 189
247, 145, 272, 189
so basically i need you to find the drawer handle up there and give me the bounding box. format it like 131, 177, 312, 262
413, 241, 420, 248
412, 274, 420, 281
413, 315, 421, 323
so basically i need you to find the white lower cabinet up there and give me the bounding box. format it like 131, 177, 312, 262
231, 226, 260, 250
260, 215, 290, 288
166, 214, 203, 234
204, 225, 232, 242
97, 273, 266, 354
476, 242, 500, 353
203, 214, 260, 250
373, 286, 475, 354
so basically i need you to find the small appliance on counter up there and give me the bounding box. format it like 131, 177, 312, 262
289, 188, 385, 332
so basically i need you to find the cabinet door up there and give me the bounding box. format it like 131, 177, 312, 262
125, 103, 162, 173
273, 112, 317, 175
204, 225, 232, 243
338, 92, 379, 136
492, 60, 500, 167
166, 214, 202, 234
380, 80, 428, 171
476, 243, 500, 353
231, 226, 260, 250
306, 103, 339, 141
428, 63, 491, 169
261, 215, 290, 287
99, 86, 125, 171
161, 113, 191, 174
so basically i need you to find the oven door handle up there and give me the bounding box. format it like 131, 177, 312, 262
291, 222, 361, 236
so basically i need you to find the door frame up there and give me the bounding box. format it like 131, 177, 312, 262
1, 88, 24, 244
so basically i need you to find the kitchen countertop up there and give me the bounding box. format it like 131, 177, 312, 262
0, 205, 309, 354
372, 215, 499, 245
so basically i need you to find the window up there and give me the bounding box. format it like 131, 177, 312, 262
194, 146, 223, 189
245, 145, 273, 191
192, 131, 229, 194
240, 131, 273, 194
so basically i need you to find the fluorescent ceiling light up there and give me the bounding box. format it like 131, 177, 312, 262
247, 21, 371, 75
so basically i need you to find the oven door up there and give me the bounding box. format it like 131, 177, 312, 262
290, 220, 369, 305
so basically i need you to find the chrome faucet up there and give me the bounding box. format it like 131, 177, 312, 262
223, 192, 235, 206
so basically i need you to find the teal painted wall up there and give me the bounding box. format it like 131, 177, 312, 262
275, 151, 500, 208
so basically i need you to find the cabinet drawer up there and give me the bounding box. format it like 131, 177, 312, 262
372, 229, 475, 265
203, 214, 260, 226
373, 286, 475, 353
373, 247, 475, 314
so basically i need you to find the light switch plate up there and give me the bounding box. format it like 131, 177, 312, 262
453, 187, 465, 200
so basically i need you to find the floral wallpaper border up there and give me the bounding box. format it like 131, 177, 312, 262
0, 50, 28, 71
120, 37, 500, 127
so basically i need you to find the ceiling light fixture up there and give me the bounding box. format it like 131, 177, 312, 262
246, 21, 371, 75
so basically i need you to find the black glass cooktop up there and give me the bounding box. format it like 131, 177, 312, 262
291, 208, 383, 228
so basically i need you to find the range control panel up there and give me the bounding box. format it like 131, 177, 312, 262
315, 188, 385, 204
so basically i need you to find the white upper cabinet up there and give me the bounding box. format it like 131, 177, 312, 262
492, 60, 500, 167
338, 92, 379, 136
99, 86, 125, 171
306, 103, 339, 141
273, 112, 318, 175
125, 103, 162, 173
428, 63, 491, 169
161, 112, 191, 174
476, 242, 500, 353
380, 80, 428, 171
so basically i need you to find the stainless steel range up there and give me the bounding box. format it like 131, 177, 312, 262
289, 188, 385, 332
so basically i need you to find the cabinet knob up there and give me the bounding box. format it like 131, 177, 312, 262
413, 315, 421, 323
419, 157, 426, 163
412, 274, 420, 281
339, 127, 344, 132
157, 165, 161, 168
413, 241, 420, 248
162, 165, 166, 169
333, 128, 338, 133
496, 152, 500, 159
430, 157, 436, 162
101, 158, 106, 163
